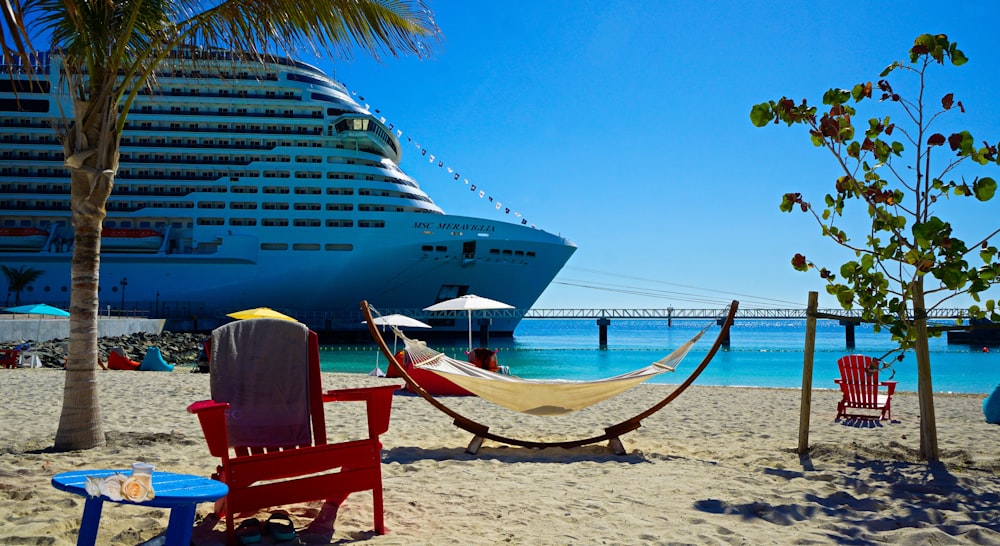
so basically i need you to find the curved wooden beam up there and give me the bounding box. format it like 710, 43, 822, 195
361, 300, 739, 454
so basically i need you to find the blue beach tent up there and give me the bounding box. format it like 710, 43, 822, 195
139, 346, 174, 372
984, 385, 1000, 425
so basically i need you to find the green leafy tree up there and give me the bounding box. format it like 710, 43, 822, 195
1, 0, 440, 451
1, 265, 45, 306
750, 34, 1000, 461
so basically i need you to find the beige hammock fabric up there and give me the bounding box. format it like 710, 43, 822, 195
394, 325, 711, 416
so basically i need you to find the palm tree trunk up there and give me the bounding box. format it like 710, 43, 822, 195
54, 95, 117, 451
912, 281, 939, 461
54, 194, 106, 450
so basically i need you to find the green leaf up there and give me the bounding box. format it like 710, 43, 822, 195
981, 247, 997, 263
950, 45, 968, 66
974, 177, 996, 201
750, 103, 773, 127
822, 88, 851, 105
779, 193, 795, 212
879, 61, 900, 77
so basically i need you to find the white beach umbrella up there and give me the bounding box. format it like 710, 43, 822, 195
364, 314, 432, 376
423, 294, 514, 351
372, 314, 432, 329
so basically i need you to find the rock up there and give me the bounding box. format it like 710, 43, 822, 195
0, 331, 207, 369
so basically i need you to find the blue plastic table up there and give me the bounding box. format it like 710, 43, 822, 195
51, 469, 228, 546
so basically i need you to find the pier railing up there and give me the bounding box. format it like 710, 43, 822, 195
401, 307, 975, 321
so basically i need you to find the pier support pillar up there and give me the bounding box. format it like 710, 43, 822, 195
478, 318, 491, 348
597, 318, 611, 349
717, 318, 731, 347
840, 320, 856, 349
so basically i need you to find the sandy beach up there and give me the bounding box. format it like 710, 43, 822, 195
1, 368, 997, 545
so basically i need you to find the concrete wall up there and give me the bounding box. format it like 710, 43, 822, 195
0, 317, 165, 343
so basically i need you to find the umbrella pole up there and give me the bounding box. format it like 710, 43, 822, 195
467, 311, 472, 352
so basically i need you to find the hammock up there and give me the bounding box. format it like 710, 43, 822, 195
394, 325, 710, 416
361, 300, 739, 454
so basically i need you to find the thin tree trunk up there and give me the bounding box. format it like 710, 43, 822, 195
912, 281, 939, 461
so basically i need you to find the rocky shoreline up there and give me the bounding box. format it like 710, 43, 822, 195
1, 331, 206, 369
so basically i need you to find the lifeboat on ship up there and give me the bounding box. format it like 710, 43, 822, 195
101, 228, 163, 253
0, 227, 48, 251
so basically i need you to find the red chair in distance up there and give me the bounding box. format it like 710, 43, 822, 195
187, 318, 399, 544
0, 348, 20, 369
834, 354, 897, 421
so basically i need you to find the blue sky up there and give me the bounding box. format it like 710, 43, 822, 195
323, 1, 1000, 311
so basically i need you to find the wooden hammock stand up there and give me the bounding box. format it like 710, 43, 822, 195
361, 299, 739, 455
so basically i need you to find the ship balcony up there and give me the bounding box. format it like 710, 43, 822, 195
121, 124, 322, 136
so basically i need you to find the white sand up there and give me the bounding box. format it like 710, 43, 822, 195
1, 368, 998, 545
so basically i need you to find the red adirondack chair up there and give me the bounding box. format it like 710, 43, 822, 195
0, 348, 20, 369
834, 354, 897, 421
187, 318, 400, 544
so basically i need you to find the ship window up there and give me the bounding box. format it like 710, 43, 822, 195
358, 220, 385, 228
526, 251, 536, 257
515, 250, 525, 256
325, 220, 353, 228
325, 244, 353, 251
293, 219, 321, 227
260, 243, 288, 250
421, 245, 433, 252
292, 243, 320, 251
197, 218, 224, 226
435, 246, 447, 252
326, 188, 354, 195
489, 249, 500, 255
262, 219, 289, 227
502, 249, 513, 255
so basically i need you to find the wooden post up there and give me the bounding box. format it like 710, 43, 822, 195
797, 291, 818, 455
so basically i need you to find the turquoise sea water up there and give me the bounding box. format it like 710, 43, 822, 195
320, 319, 999, 394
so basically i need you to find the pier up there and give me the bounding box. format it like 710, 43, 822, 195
372, 306, 973, 349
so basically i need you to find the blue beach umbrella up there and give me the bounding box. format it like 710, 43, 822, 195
4, 303, 70, 346
5, 303, 70, 317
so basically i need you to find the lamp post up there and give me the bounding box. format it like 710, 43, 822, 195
119, 277, 128, 314
668, 306, 674, 328
155, 291, 160, 317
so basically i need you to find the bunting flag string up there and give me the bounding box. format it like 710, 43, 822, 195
345, 85, 534, 228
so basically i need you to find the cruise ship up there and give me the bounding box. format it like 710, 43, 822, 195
0, 50, 576, 335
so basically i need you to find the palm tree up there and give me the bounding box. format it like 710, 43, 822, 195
1, 265, 45, 306
2, 0, 440, 450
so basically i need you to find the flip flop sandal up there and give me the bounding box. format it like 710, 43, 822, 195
267, 510, 297, 542
236, 517, 263, 545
